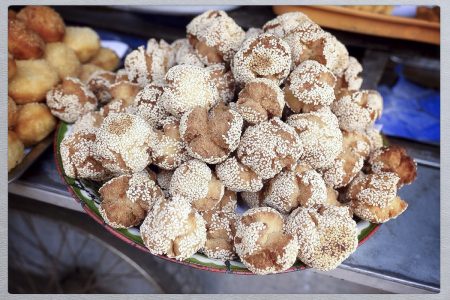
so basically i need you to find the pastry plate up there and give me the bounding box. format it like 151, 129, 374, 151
55, 121, 381, 274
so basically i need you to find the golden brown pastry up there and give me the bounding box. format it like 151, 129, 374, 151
44, 42, 82, 79
9, 59, 60, 104
8, 97, 19, 129
234, 207, 299, 274
87, 70, 116, 104
79, 63, 104, 83
14, 103, 57, 146
88, 47, 120, 71
8, 18, 45, 59
16, 6, 65, 42
8, 53, 17, 80
8, 131, 25, 172
63, 26, 101, 63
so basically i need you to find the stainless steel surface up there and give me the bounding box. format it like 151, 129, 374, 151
8, 134, 53, 183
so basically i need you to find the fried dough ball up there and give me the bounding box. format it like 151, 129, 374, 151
237, 118, 303, 180
140, 196, 207, 260
8, 131, 25, 172
60, 129, 111, 181
216, 156, 264, 193
187, 10, 245, 65
87, 70, 116, 104
169, 160, 225, 212
232, 33, 291, 86
9, 59, 59, 104
79, 63, 103, 83
237, 78, 285, 124
17, 6, 65, 42
8, 53, 16, 80
72, 110, 104, 133
320, 130, 371, 188
263, 12, 314, 38
171, 38, 204, 67
88, 47, 120, 71
284, 60, 336, 113
101, 81, 141, 117
234, 207, 299, 275
8, 18, 45, 59
156, 170, 173, 198
285, 204, 358, 271
346, 172, 407, 223
46, 77, 98, 123
331, 90, 383, 132
14, 103, 56, 147
368, 146, 417, 187
286, 108, 342, 169
201, 189, 238, 260
44, 42, 82, 79
262, 163, 327, 214
131, 83, 168, 128
244, 27, 263, 41
207, 64, 236, 103
161, 65, 219, 118
8, 97, 19, 128
179, 102, 243, 164
94, 113, 156, 175
335, 56, 363, 94
99, 170, 164, 228
63, 26, 101, 63
150, 118, 190, 170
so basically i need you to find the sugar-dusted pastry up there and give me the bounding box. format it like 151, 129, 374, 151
207, 64, 236, 103
234, 207, 299, 274
140, 196, 206, 260
170, 38, 204, 67
179, 102, 243, 164
187, 10, 245, 65
46, 77, 98, 123
334, 56, 363, 95
87, 70, 116, 104
131, 83, 168, 128
72, 110, 104, 133
216, 156, 264, 193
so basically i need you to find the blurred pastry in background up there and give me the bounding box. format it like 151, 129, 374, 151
44, 42, 81, 79
8, 97, 19, 129
88, 47, 120, 71
16, 6, 66, 42
8, 131, 25, 172
8, 18, 45, 59
79, 63, 104, 83
63, 26, 101, 63
8, 53, 16, 80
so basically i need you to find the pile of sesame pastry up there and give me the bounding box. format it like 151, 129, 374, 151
55, 10, 418, 275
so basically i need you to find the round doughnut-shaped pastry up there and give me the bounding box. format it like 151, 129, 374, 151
171, 38, 204, 67
156, 170, 173, 198
335, 56, 363, 94
285, 204, 357, 271
207, 64, 235, 103
236, 78, 285, 124
9, 59, 60, 104
187, 10, 245, 65
241, 191, 264, 209
8, 97, 19, 128
151, 118, 190, 170
263, 12, 314, 38
87, 70, 116, 104
237, 118, 303, 180
72, 110, 104, 133
79, 63, 103, 83
140, 195, 207, 260
14, 103, 56, 147
60, 129, 111, 181
63, 26, 101, 63
161, 64, 219, 118
17, 6, 65, 42
368, 146, 417, 187
46, 77, 98, 123
95, 113, 156, 175
232, 33, 291, 86
179, 102, 243, 164
262, 163, 327, 214
365, 127, 384, 152
132, 83, 168, 128
8, 18, 45, 59
169, 160, 225, 212
8, 53, 17, 80
331, 90, 383, 132
284, 60, 336, 113
8, 131, 25, 172
320, 130, 371, 188
216, 156, 264, 192
287, 108, 342, 169
88, 47, 120, 71
234, 207, 299, 275
44, 42, 82, 79
99, 170, 164, 228
201, 189, 238, 260
244, 27, 263, 42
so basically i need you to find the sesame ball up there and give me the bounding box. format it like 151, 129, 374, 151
334, 56, 363, 94
216, 156, 264, 193
207, 64, 236, 103
263, 12, 315, 38
72, 110, 104, 134
171, 38, 204, 67
87, 70, 116, 104
131, 83, 169, 128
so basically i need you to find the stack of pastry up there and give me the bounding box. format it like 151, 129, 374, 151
55, 10, 418, 274
7, 5, 120, 172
